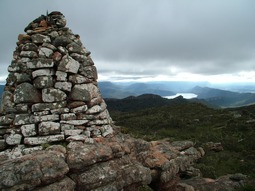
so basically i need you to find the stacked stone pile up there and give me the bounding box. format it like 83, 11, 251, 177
0, 11, 113, 153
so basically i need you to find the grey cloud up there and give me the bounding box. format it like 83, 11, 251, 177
1, 0, 255, 81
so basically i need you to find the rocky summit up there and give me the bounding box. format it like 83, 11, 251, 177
0, 12, 246, 191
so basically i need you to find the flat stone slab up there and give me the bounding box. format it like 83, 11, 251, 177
24, 135, 65, 145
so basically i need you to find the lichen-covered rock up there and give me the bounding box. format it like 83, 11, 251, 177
14, 82, 42, 103
58, 55, 80, 74
0, 151, 69, 190
42, 88, 67, 102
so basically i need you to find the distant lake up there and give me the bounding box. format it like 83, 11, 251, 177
164, 93, 197, 99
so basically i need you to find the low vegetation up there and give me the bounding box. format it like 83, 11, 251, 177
109, 102, 255, 179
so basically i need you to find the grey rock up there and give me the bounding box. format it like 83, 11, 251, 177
21, 124, 37, 137
0, 140, 6, 151
0, 91, 14, 114
14, 114, 31, 125
8, 60, 27, 72
58, 55, 80, 74
60, 120, 88, 125
33, 76, 54, 89
20, 51, 38, 58
32, 101, 67, 112
24, 135, 65, 145
86, 105, 102, 114
56, 70, 67, 81
30, 114, 60, 123
42, 42, 57, 50
61, 113, 76, 120
27, 58, 54, 69
31, 34, 51, 44
34, 177, 75, 191
70, 104, 88, 113
42, 88, 67, 102
22, 43, 38, 51
0, 114, 15, 125
38, 47, 54, 58
100, 125, 113, 137
32, 69, 54, 78
70, 53, 87, 63
79, 65, 98, 80
14, 82, 42, 103
64, 129, 83, 136
38, 122, 61, 135
14, 73, 31, 83
55, 81, 72, 92
66, 42, 85, 54
69, 74, 89, 84
5, 133, 22, 145
70, 83, 100, 101
0, 151, 68, 190
52, 36, 72, 47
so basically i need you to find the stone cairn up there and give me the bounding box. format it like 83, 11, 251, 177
0, 11, 113, 153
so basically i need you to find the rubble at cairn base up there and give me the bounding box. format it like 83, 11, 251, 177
0, 12, 248, 191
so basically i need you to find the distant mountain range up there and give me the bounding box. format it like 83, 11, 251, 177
191, 86, 255, 107
1, 81, 255, 108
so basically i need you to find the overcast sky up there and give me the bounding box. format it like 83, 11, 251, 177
1, 0, 255, 83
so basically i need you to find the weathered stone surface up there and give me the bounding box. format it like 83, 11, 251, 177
70, 83, 100, 101
61, 113, 76, 120
14, 82, 41, 103
52, 51, 62, 61
32, 101, 67, 112
27, 58, 54, 69
100, 125, 114, 137
0, 115, 15, 125
72, 156, 151, 191
0, 91, 14, 114
22, 43, 38, 51
14, 114, 31, 125
66, 135, 88, 142
86, 105, 102, 114
42, 88, 67, 102
32, 68, 54, 78
31, 34, 51, 44
56, 70, 67, 81
70, 104, 88, 113
14, 72, 31, 83
52, 36, 72, 47
68, 73, 89, 84
5, 133, 22, 145
70, 53, 87, 63
20, 51, 38, 58
0, 151, 68, 190
66, 42, 85, 54
60, 120, 88, 125
21, 124, 37, 137
58, 55, 80, 74
38, 122, 60, 135
0, 140, 6, 151
79, 65, 98, 80
34, 176, 76, 191
24, 135, 65, 145
64, 129, 83, 136
38, 47, 54, 58
33, 76, 54, 88
31, 114, 60, 123
55, 81, 72, 92
67, 141, 113, 170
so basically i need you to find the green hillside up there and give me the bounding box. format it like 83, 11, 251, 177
109, 102, 255, 179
